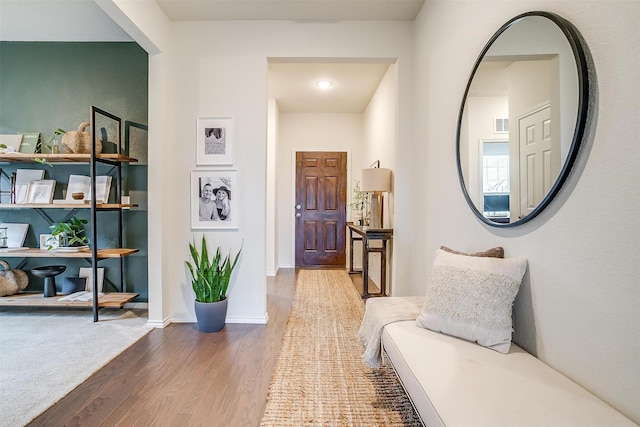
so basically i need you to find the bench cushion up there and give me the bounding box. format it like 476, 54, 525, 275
382, 321, 635, 427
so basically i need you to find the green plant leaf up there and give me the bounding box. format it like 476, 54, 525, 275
186, 235, 242, 303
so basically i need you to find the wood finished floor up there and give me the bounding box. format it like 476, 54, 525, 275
28, 269, 372, 427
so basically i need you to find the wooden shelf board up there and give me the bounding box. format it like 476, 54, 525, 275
0, 153, 138, 163
0, 248, 139, 258
0, 203, 137, 209
0, 292, 139, 308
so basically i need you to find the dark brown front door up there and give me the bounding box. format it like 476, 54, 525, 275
295, 151, 347, 268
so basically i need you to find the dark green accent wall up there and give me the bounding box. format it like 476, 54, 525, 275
0, 42, 149, 301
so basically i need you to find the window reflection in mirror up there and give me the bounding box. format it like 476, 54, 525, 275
457, 11, 592, 227
482, 141, 510, 222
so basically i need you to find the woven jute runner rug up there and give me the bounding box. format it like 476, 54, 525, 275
260, 269, 422, 426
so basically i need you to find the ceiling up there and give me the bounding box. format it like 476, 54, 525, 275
156, 0, 424, 21
268, 60, 393, 113
0, 0, 423, 113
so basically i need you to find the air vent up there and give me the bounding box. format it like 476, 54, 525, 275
494, 118, 509, 133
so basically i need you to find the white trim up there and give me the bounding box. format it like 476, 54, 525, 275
266, 266, 280, 277
167, 314, 269, 325
227, 314, 269, 324
147, 318, 170, 328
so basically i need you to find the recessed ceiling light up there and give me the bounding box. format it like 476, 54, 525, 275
316, 80, 333, 89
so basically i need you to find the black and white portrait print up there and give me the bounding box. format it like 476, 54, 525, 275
192, 170, 238, 229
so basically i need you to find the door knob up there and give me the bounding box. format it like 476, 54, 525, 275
296, 213, 301, 218
296, 204, 301, 209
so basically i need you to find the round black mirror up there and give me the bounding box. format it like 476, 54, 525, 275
456, 11, 594, 227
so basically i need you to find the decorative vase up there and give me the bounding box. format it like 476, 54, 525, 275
51, 135, 61, 154
61, 121, 103, 154
194, 298, 228, 333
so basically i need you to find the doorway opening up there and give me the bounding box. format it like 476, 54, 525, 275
266, 58, 397, 273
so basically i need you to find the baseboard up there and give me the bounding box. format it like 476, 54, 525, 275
169, 316, 196, 324
166, 314, 269, 325
227, 313, 269, 324
147, 318, 171, 328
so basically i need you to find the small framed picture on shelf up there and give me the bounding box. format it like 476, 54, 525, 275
39, 234, 61, 250
26, 180, 55, 204
196, 117, 234, 166
191, 170, 238, 230
79, 267, 105, 293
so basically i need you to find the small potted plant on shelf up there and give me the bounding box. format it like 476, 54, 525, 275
46, 128, 67, 154
185, 235, 241, 333
47, 216, 89, 250
348, 179, 369, 226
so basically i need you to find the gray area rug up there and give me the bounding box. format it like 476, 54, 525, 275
0, 307, 151, 427
260, 269, 422, 426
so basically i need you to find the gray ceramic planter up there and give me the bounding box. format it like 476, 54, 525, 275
194, 298, 228, 333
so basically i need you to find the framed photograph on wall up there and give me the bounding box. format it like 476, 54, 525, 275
196, 117, 234, 166
191, 170, 238, 229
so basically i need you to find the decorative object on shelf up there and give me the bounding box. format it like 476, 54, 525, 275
14, 169, 45, 204
61, 121, 103, 154
61, 277, 87, 294
39, 234, 60, 250
0, 223, 29, 248
26, 179, 56, 204
0, 227, 7, 248
79, 267, 105, 293
348, 179, 369, 226
0, 168, 15, 204
186, 235, 242, 332
64, 174, 112, 203
0, 134, 23, 153
196, 117, 234, 165
0, 259, 28, 296
46, 128, 66, 154
48, 216, 89, 249
360, 161, 392, 229
31, 265, 66, 298
190, 170, 239, 230
19, 132, 40, 154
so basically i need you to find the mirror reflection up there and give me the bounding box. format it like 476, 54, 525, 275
458, 12, 588, 226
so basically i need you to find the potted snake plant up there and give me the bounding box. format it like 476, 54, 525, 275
185, 235, 241, 332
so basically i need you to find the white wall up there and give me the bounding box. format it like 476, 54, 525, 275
363, 64, 397, 228
362, 64, 398, 291
276, 113, 364, 267
414, 1, 639, 422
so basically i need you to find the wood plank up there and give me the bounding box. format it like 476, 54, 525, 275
0, 292, 139, 308
0, 153, 138, 163
0, 203, 137, 209
0, 248, 138, 258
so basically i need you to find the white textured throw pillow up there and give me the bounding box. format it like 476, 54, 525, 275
416, 249, 527, 353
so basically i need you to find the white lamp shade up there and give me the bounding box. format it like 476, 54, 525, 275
360, 168, 391, 192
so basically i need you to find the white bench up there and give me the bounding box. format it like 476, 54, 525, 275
381, 320, 636, 427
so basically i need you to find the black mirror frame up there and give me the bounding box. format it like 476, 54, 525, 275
456, 11, 594, 227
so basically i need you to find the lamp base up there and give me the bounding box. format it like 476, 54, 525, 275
370, 193, 382, 229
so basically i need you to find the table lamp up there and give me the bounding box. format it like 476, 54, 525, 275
360, 163, 391, 229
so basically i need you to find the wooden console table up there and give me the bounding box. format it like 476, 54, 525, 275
347, 223, 393, 298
